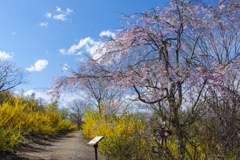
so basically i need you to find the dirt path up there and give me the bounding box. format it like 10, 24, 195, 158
15, 131, 102, 160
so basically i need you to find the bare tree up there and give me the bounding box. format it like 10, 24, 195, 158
38, 97, 46, 108
68, 99, 89, 130
0, 61, 27, 92
30, 92, 36, 100
59, 107, 70, 120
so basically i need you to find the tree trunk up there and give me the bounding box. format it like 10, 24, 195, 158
98, 100, 101, 114
173, 107, 185, 160
176, 128, 185, 160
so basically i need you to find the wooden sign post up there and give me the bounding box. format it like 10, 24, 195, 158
87, 136, 104, 160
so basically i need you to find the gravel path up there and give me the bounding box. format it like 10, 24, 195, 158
16, 131, 103, 160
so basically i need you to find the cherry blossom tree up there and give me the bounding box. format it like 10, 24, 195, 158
0, 61, 26, 92
50, 63, 127, 114
50, 0, 240, 159
73, 77, 123, 114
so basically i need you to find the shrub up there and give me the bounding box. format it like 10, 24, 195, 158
0, 94, 76, 151
82, 108, 156, 159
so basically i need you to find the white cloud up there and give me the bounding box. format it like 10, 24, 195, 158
12, 32, 16, 35
15, 90, 52, 104
14, 89, 85, 108
25, 90, 49, 99
62, 63, 68, 72
56, 6, 61, 12
41, 7, 73, 26
53, 14, 67, 21
67, 37, 102, 56
76, 51, 83, 55
59, 48, 66, 54
52, 7, 73, 21
45, 12, 52, 18
26, 59, 48, 72
86, 41, 102, 56
67, 37, 92, 54
60, 92, 85, 108
76, 58, 84, 61
40, 22, 48, 27
99, 30, 116, 39
46, 88, 85, 108
0, 51, 13, 60
66, 8, 73, 14
62, 30, 116, 60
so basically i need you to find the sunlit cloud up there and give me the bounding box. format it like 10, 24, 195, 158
59, 48, 66, 54
99, 30, 116, 39
67, 37, 102, 56
40, 22, 48, 27
25, 90, 52, 102
0, 51, 13, 60
53, 14, 67, 21
45, 12, 52, 18
65, 30, 117, 59
66, 8, 73, 14
76, 58, 84, 61
26, 59, 48, 72
14, 90, 86, 108
56, 6, 61, 12
52, 7, 73, 21
62, 63, 69, 72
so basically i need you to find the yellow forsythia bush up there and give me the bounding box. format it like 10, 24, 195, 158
82, 108, 155, 159
0, 95, 76, 151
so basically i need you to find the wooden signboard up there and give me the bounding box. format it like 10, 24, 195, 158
87, 136, 104, 146
88, 136, 104, 160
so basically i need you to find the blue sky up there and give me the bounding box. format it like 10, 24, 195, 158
0, 0, 169, 107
